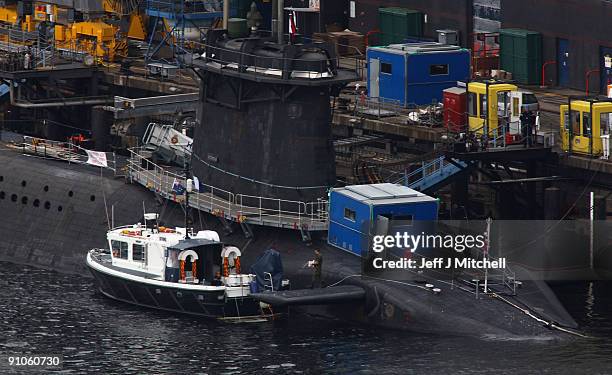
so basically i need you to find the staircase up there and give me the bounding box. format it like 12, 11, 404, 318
397, 156, 472, 193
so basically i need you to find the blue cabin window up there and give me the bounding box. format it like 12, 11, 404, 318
393, 215, 413, 226
381, 62, 392, 74
430, 64, 449, 76
344, 208, 356, 222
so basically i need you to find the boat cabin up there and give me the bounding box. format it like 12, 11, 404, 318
106, 221, 242, 287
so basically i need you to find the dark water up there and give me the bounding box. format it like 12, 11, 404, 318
2, 262, 612, 374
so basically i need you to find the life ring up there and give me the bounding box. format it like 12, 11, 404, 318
171, 135, 179, 144
383, 302, 395, 320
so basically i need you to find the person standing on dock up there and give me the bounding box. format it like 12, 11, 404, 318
310, 249, 323, 288
520, 108, 536, 148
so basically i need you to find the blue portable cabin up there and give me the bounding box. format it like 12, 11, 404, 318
366, 42, 471, 106
327, 183, 438, 257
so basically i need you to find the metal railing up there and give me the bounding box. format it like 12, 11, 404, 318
17, 135, 117, 172
351, 95, 444, 126
395, 156, 464, 189
198, 41, 361, 81
127, 148, 329, 231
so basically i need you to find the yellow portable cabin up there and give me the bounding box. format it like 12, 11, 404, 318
467, 81, 518, 138
560, 98, 612, 156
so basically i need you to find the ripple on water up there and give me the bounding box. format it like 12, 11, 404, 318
1, 263, 612, 374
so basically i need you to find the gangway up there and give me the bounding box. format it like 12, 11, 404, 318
126, 148, 329, 232
398, 156, 473, 193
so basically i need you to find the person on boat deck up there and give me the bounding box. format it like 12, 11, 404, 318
310, 249, 323, 288
165, 250, 180, 282
211, 272, 223, 286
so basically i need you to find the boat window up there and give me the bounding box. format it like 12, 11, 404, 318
133, 244, 145, 262
467, 92, 477, 116
563, 110, 569, 130
112, 240, 128, 259
600, 112, 611, 136
344, 208, 356, 222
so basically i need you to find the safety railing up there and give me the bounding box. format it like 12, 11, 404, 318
463, 258, 517, 298
146, 0, 224, 15
396, 156, 461, 188
127, 148, 329, 230
16, 135, 117, 172
351, 95, 444, 127
469, 120, 528, 149
198, 41, 360, 81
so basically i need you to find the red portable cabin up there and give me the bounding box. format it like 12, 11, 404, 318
443, 87, 467, 132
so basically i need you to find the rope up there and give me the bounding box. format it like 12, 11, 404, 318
492, 293, 590, 338
191, 151, 330, 191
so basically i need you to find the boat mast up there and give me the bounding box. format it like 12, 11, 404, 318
184, 157, 191, 238
484, 217, 492, 293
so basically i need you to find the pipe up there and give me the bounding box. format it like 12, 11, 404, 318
223, 0, 230, 29
540, 60, 556, 88
585, 69, 600, 96
277, 0, 284, 44
271, 0, 278, 36
9, 83, 111, 108
364, 29, 381, 47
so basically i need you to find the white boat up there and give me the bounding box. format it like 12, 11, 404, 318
86, 213, 277, 320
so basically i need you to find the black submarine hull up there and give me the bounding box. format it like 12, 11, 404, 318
0, 147, 579, 338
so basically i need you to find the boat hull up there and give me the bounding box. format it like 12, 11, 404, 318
87, 260, 264, 319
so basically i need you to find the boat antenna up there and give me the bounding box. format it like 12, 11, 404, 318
184, 152, 191, 238
142, 201, 146, 226
484, 217, 492, 293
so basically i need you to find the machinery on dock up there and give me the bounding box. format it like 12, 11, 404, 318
463, 80, 540, 145
0, 0, 146, 61
467, 80, 518, 138
560, 97, 612, 158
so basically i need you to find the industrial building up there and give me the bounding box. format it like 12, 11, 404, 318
346, 0, 612, 92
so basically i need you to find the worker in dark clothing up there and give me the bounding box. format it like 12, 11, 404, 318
520, 109, 536, 148
310, 249, 323, 288
211, 271, 223, 286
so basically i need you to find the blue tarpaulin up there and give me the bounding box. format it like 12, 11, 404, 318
249, 248, 284, 291
0, 84, 9, 98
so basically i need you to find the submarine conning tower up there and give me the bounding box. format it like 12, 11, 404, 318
189, 29, 358, 209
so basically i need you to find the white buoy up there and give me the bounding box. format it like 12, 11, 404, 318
432, 288, 442, 295
425, 283, 434, 289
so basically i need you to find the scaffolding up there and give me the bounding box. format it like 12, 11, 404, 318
144, 0, 236, 67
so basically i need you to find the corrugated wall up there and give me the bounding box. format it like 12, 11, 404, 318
501, 0, 612, 92
348, 0, 472, 47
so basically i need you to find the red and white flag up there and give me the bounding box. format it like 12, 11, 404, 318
289, 11, 297, 42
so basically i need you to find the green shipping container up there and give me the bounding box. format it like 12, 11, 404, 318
379, 7, 424, 46
499, 28, 542, 85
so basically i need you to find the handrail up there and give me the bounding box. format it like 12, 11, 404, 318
127, 148, 328, 229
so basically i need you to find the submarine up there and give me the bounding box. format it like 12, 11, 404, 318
0, 28, 583, 339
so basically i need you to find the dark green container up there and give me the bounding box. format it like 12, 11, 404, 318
228, 18, 248, 38
378, 7, 424, 45
499, 28, 542, 85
